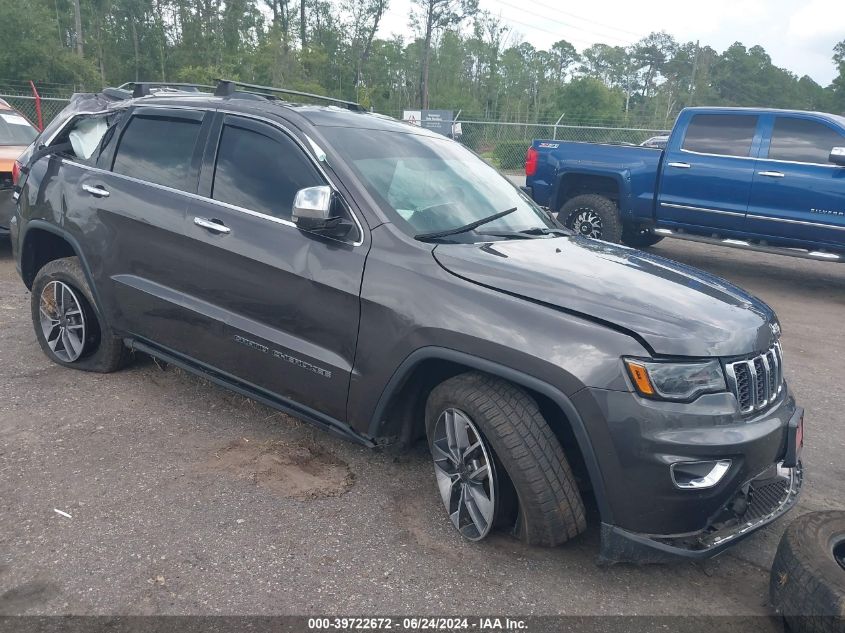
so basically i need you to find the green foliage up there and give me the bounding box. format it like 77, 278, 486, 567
0, 0, 841, 126
493, 140, 529, 169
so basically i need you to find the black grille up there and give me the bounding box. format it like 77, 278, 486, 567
745, 476, 790, 523
727, 343, 783, 414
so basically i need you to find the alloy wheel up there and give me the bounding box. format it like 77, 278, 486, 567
39, 280, 87, 362
568, 208, 604, 239
431, 408, 496, 541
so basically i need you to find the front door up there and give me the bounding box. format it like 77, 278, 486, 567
745, 115, 845, 251
181, 113, 367, 422
658, 112, 761, 231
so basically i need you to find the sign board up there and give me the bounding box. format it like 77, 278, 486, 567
403, 109, 455, 137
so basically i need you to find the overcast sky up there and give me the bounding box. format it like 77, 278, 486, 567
377, 0, 842, 86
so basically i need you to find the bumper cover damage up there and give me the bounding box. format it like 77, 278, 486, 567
599, 461, 803, 564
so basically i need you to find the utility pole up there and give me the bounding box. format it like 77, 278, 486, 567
72, 0, 84, 56
689, 40, 700, 107
300, 0, 307, 48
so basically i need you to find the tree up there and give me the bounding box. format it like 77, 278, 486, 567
411, 0, 477, 109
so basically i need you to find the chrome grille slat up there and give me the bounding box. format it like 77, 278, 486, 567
727, 344, 783, 414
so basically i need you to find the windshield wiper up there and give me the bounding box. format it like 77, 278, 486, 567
414, 207, 518, 241
517, 226, 572, 236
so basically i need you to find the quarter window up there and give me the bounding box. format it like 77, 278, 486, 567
682, 114, 758, 157
211, 121, 322, 220
112, 115, 202, 192
768, 118, 845, 164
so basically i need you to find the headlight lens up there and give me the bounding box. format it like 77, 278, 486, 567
624, 358, 726, 401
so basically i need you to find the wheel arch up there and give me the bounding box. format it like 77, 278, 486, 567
553, 170, 628, 212
368, 346, 613, 523
20, 221, 106, 317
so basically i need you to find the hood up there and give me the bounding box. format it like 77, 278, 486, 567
433, 236, 778, 357
0, 145, 26, 172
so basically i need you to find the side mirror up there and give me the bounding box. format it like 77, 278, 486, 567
830, 147, 845, 166
292, 185, 354, 240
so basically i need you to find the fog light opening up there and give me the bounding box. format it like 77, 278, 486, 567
670, 460, 732, 490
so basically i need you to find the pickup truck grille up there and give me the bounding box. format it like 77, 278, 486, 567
725, 343, 784, 414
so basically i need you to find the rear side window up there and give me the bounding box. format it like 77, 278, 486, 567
112, 115, 202, 192
768, 118, 845, 164
211, 121, 322, 219
682, 114, 758, 157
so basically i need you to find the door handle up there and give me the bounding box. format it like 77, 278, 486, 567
82, 184, 110, 197
667, 162, 691, 169
757, 170, 785, 178
193, 216, 231, 234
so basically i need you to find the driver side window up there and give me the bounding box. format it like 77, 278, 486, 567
212, 118, 322, 221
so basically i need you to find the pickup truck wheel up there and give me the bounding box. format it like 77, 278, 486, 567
425, 372, 587, 546
31, 257, 129, 373
770, 511, 845, 633
621, 225, 664, 248
559, 194, 623, 243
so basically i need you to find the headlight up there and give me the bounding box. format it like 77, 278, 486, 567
624, 358, 726, 401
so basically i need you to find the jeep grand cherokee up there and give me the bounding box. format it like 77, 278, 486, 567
10, 80, 804, 563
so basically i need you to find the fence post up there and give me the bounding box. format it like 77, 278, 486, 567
553, 113, 565, 141
29, 81, 43, 131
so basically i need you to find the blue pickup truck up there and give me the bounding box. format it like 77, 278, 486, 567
525, 107, 845, 262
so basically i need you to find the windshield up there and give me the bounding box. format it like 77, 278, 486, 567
0, 111, 38, 146
319, 126, 556, 242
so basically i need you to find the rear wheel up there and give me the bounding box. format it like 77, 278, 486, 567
558, 194, 623, 243
31, 257, 128, 373
425, 372, 587, 546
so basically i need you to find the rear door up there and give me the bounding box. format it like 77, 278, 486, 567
658, 113, 761, 230
180, 113, 367, 422
746, 115, 845, 251
72, 107, 211, 350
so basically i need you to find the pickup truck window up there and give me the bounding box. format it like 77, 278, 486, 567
682, 114, 758, 157
319, 126, 555, 240
112, 115, 202, 192
768, 117, 845, 165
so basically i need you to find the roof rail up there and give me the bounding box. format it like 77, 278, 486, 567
214, 79, 365, 112
117, 82, 215, 98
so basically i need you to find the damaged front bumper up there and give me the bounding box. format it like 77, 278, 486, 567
599, 461, 803, 564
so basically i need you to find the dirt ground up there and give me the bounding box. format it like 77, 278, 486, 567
0, 235, 843, 623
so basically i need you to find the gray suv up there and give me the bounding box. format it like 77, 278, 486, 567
10, 81, 804, 563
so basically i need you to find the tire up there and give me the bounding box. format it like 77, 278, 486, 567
425, 372, 586, 546
770, 511, 845, 633
621, 225, 664, 248
559, 194, 623, 243
31, 256, 128, 373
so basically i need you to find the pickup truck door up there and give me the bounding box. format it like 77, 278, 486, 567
745, 115, 845, 251
181, 113, 367, 423
657, 113, 761, 230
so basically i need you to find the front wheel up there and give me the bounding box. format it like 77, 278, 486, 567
558, 194, 623, 243
425, 372, 587, 546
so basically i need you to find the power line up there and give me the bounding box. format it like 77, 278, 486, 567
527, 1, 646, 39
483, 0, 636, 47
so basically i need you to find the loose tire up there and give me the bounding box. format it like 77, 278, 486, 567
770, 511, 845, 633
31, 257, 128, 373
425, 372, 586, 546
621, 225, 664, 248
559, 194, 623, 243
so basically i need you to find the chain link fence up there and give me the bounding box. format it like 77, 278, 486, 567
457, 121, 670, 172
0, 93, 71, 130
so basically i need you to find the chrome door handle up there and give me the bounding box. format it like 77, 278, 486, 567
193, 216, 231, 234
758, 170, 785, 178
82, 184, 110, 197
667, 162, 691, 169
